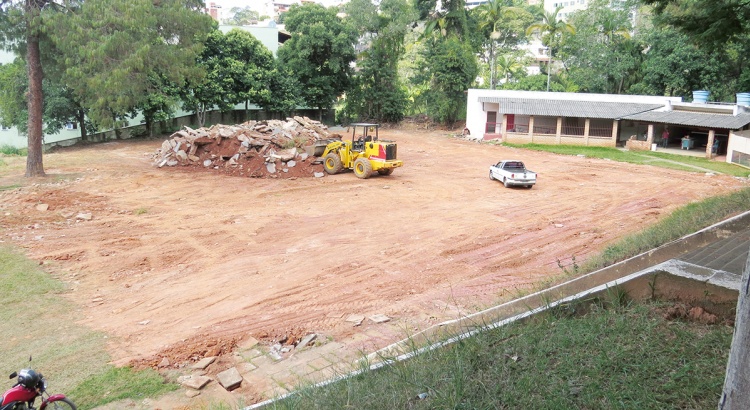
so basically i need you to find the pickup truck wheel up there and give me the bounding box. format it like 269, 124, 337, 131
503, 178, 511, 188
324, 153, 343, 175
489, 170, 495, 180
353, 157, 373, 179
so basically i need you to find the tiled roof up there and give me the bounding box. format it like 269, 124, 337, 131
478, 97, 663, 119
622, 110, 750, 130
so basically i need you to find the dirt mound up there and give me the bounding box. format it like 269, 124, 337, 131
152, 117, 341, 178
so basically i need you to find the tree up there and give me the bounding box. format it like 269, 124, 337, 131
642, 0, 750, 96
181, 28, 275, 127
277, 3, 357, 121
474, 0, 532, 89
495, 54, 526, 84
342, 0, 415, 123
526, 6, 575, 92
720, 246, 750, 409
52, 0, 213, 131
628, 26, 734, 100
257, 62, 303, 119
0, 0, 51, 176
561, 0, 640, 94
225, 6, 260, 25
422, 35, 478, 124
642, 0, 750, 45
413, 0, 478, 124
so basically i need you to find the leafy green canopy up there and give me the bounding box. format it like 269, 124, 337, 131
50, 0, 214, 129
341, 0, 414, 123
561, 0, 640, 94
277, 3, 357, 115
642, 0, 750, 45
181, 27, 275, 126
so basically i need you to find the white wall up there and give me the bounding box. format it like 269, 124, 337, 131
728, 130, 750, 167
465, 88, 680, 138
219, 24, 280, 56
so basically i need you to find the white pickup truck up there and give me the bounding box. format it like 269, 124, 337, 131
489, 160, 537, 188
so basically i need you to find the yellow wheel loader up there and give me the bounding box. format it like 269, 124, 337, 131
321, 123, 403, 179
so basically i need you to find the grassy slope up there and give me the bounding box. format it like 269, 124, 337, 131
277, 301, 731, 409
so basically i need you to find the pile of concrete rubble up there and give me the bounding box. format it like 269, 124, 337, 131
152, 116, 338, 178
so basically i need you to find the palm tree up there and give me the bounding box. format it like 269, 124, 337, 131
475, 0, 527, 89
495, 54, 524, 84
526, 7, 575, 92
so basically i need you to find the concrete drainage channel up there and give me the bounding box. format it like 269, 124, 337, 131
245, 211, 750, 409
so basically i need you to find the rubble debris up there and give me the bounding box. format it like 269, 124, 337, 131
152, 117, 340, 179
178, 374, 212, 390
296, 333, 317, 349
216, 367, 243, 391
191, 356, 216, 370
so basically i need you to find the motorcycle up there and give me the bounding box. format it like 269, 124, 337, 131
1, 358, 75, 410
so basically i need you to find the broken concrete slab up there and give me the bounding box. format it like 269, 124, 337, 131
369, 314, 391, 324
297, 333, 317, 349
178, 375, 211, 390
191, 356, 216, 370
239, 336, 259, 350
216, 367, 243, 391
346, 314, 365, 326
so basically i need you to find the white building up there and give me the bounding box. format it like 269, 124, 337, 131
465, 89, 750, 166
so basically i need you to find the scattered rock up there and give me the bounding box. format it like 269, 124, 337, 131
178, 375, 212, 390
191, 356, 216, 370
369, 314, 391, 324
297, 333, 317, 349
158, 357, 170, 368
346, 314, 365, 326
238, 336, 259, 350
76, 213, 93, 221
216, 367, 243, 391
36, 203, 49, 211
185, 390, 201, 398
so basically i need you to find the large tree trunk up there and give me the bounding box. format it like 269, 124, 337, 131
77, 108, 87, 141
25, 0, 46, 177
719, 245, 750, 409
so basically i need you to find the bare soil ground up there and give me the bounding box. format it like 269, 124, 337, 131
0, 127, 745, 408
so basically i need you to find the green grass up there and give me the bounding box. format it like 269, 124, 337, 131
68, 366, 178, 409
501, 143, 750, 177
0, 144, 27, 156
0, 246, 177, 410
585, 188, 750, 271
274, 301, 731, 410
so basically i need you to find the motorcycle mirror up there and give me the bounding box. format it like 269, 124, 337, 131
9, 372, 16, 379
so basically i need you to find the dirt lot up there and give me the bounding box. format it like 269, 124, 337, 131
0, 127, 745, 407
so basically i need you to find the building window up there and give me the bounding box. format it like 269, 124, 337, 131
0, 125, 10, 131
65, 122, 77, 130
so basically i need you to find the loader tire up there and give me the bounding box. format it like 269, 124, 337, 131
324, 152, 343, 175
354, 157, 373, 179
377, 168, 394, 176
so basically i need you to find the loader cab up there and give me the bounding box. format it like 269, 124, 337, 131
351, 123, 379, 152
